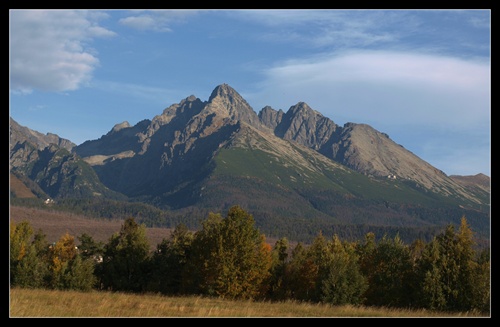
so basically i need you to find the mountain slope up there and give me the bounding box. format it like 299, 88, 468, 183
10, 119, 126, 201
71, 84, 488, 231
10, 84, 490, 244
257, 104, 489, 207
9, 117, 75, 153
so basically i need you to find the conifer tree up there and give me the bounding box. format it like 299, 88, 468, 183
286, 241, 319, 301
147, 223, 194, 295
267, 237, 290, 300
415, 217, 490, 312
361, 234, 413, 307
99, 217, 150, 292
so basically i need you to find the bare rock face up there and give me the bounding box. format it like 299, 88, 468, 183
330, 123, 454, 190
206, 83, 261, 128
9, 118, 124, 200
111, 121, 131, 133
10, 117, 76, 171
73, 83, 260, 197
257, 106, 284, 130
10, 117, 75, 153
273, 102, 338, 151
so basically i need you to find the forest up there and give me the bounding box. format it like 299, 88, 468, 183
10, 205, 490, 314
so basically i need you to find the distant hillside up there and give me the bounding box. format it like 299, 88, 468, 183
10, 173, 37, 198
10, 206, 172, 250
9, 205, 289, 251
450, 173, 490, 194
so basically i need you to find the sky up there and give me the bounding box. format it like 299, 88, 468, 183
9, 9, 491, 177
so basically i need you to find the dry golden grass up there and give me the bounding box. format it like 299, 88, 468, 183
9, 288, 488, 318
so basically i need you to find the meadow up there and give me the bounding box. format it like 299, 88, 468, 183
10, 288, 488, 318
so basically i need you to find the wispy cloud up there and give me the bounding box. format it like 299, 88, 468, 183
251, 50, 489, 129
118, 10, 200, 32
227, 10, 412, 49
9, 9, 116, 94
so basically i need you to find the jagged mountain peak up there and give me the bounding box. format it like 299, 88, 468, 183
9, 117, 75, 152
155, 96, 203, 123
288, 101, 321, 116
258, 106, 285, 130
208, 83, 239, 101
110, 121, 131, 134
205, 83, 261, 128
273, 101, 338, 150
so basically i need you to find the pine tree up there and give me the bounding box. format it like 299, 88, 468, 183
147, 223, 194, 295
286, 242, 318, 301
415, 217, 489, 312
361, 234, 413, 307
267, 237, 290, 300
99, 217, 150, 292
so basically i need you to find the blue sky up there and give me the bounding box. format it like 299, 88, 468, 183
9, 9, 490, 177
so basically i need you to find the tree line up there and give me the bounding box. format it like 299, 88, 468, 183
10, 205, 490, 313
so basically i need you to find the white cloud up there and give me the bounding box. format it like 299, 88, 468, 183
245, 49, 490, 176
252, 51, 490, 129
9, 9, 115, 94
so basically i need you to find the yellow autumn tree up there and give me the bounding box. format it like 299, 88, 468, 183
190, 206, 272, 300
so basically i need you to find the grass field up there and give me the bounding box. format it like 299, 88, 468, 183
9, 288, 488, 318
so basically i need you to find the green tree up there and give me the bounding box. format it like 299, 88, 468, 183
472, 247, 490, 313
13, 242, 49, 288
361, 234, 414, 307
146, 223, 194, 295
60, 254, 97, 291
306, 232, 329, 302
188, 206, 272, 299
10, 221, 51, 288
10, 221, 33, 285
77, 233, 104, 261
415, 217, 489, 312
416, 237, 447, 310
357, 232, 377, 278
286, 241, 318, 301
320, 235, 367, 305
267, 237, 290, 300
99, 217, 150, 292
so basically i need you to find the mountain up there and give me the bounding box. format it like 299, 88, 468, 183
10, 118, 126, 201
10, 84, 490, 244
260, 104, 485, 205
9, 117, 75, 154
449, 173, 490, 194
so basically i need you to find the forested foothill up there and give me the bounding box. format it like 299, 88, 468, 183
10, 205, 490, 314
